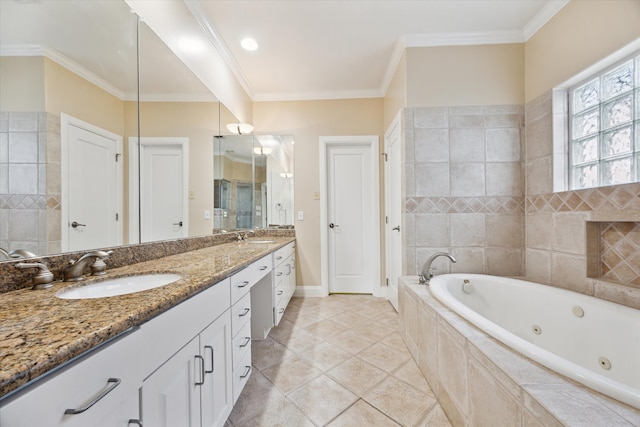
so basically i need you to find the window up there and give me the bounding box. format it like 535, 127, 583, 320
569, 53, 640, 190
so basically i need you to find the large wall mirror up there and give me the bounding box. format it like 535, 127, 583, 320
0, 0, 291, 262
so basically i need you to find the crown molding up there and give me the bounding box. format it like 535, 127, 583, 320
523, 0, 569, 41
253, 88, 383, 103
184, 0, 256, 100
138, 93, 218, 102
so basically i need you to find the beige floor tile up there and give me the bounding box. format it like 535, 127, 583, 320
268, 317, 300, 341
261, 356, 322, 394
303, 317, 349, 340
327, 399, 401, 427
229, 370, 287, 425
234, 396, 315, 427
299, 341, 352, 372
357, 341, 411, 373
326, 328, 376, 354
329, 311, 369, 328
251, 336, 295, 371
328, 356, 389, 396
416, 404, 453, 427
273, 327, 324, 353
349, 321, 396, 342
393, 359, 432, 395
288, 374, 358, 426
380, 331, 407, 350
364, 376, 437, 427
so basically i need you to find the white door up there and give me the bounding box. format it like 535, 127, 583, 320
321, 136, 380, 295
141, 336, 201, 427
63, 115, 122, 252
385, 115, 402, 311
130, 138, 189, 243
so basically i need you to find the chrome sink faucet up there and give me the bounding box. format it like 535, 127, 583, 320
419, 252, 457, 284
63, 250, 112, 282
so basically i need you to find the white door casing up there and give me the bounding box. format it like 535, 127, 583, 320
129, 137, 189, 243
61, 114, 123, 252
320, 136, 381, 296
384, 112, 402, 311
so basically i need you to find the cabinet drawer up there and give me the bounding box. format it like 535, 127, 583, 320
231, 292, 252, 337
273, 243, 295, 267
232, 321, 252, 370
0, 331, 141, 427
233, 351, 252, 403
230, 255, 271, 304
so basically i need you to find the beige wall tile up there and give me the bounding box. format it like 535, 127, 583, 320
525, 113, 552, 160
437, 324, 469, 415
486, 214, 523, 247
450, 248, 485, 274
418, 306, 440, 395
525, 249, 551, 283
486, 248, 523, 276
451, 163, 485, 197
468, 359, 522, 426
414, 107, 448, 128
526, 156, 552, 195
551, 212, 589, 255
551, 253, 591, 294
486, 162, 522, 196
525, 213, 552, 249
450, 129, 484, 163
486, 128, 521, 162
415, 163, 450, 197
450, 213, 485, 247
415, 129, 449, 162
415, 214, 450, 246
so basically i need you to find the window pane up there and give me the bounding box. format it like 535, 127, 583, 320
636, 88, 640, 120
573, 79, 599, 113
572, 136, 598, 163
573, 163, 598, 189
602, 157, 631, 186
602, 94, 632, 129
573, 108, 599, 138
602, 126, 632, 158
602, 61, 633, 100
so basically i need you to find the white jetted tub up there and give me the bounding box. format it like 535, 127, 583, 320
428, 274, 640, 410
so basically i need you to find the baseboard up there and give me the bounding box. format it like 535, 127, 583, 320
293, 285, 327, 298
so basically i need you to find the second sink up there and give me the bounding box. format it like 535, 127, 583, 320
56, 274, 182, 299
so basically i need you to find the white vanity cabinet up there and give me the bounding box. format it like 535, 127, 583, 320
274, 242, 296, 325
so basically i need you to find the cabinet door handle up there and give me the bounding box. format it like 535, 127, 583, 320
237, 280, 250, 288
239, 337, 251, 348
276, 256, 283, 260
276, 272, 283, 276
64, 378, 121, 414
240, 366, 251, 378
195, 355, 205, 386
277, 290, 283, 295
205, 345, 214, 374
278, 308, 285, 314
259, 265, 269, 271
238, 308, 250, 317
128, 420, 143, 426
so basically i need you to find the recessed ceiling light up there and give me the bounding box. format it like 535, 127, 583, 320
241, 37, 258, 51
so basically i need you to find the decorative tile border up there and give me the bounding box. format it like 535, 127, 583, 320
405, 196, 524, 214
600, 222, 640, 287
526, 183, 640, 213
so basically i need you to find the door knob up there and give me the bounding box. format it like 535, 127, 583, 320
329, 223, 339, 228
173, 221, 183, 227
71, 221, 86, 228
392, 225, 400, 231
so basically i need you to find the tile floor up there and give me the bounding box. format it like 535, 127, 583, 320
226, 294, 452, 426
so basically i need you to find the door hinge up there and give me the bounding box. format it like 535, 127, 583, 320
382, 152, 388, 161
385, 216, 388, 224
115, 213, 119, 221
115, 153, 122, 162
386, 278, 389, 287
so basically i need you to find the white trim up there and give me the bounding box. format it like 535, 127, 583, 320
128, 137, 190, 243
523, 0, 569, 41
384, 111, 402, 304
319, 135, 381, 297
254, 88, 383, 102
293, 285, 326, 298
60, 113, 123, 251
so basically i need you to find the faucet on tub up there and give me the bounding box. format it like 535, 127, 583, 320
419, 252, 456, 284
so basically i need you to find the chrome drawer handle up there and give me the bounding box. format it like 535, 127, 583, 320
277, 290, 283, 295
259, 266, 269, 271
278, 308, 285, 314
205, 345, 214, 374
238, 308, 250, 317
276, 272, 283, 276
237, 280, 250, 288
239, 337, 251, 348
276, 256, 283, 260
64, 378, 121, 415
128, 420, 143, 426
240, 366, 251, 378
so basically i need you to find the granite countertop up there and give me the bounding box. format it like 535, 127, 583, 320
0, 236, 294, 399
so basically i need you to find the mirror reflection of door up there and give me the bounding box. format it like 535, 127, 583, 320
236, 182, 253, 229
62, 114, 122, 252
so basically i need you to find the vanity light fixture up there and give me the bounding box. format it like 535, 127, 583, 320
226, 123, 254, 135
241, 37, 258, 51
253, 147, 273, 156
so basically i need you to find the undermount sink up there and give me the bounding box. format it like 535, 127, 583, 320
56, 274, 182, 299
247, 240, 275, 244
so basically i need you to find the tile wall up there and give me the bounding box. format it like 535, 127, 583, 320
0, 112, 61, 256
525, 91, 640, 310
403, 105, 525, 278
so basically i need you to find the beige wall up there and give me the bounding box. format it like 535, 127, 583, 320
0, 56, 45, 111
525, 0, 640, 102
383, 52, 407, 130
406, 44, 525, 107
44, 58, 125, 136
253, 98, 384, 287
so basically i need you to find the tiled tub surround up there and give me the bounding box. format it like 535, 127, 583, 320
399, 278, 640, 427
0, 111, 62, 256
0, 232, 294, 398
525, 91, 640, 310
403, 105, 525, 279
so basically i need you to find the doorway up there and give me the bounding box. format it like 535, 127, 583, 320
61, 114, 123, 252
320, 136, 381, 296
129, 137, 189, 243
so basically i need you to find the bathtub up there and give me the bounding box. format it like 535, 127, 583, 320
428, 274, 640, 410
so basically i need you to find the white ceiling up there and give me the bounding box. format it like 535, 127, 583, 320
0, 0, 568, 103
195, 0, 568, 101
